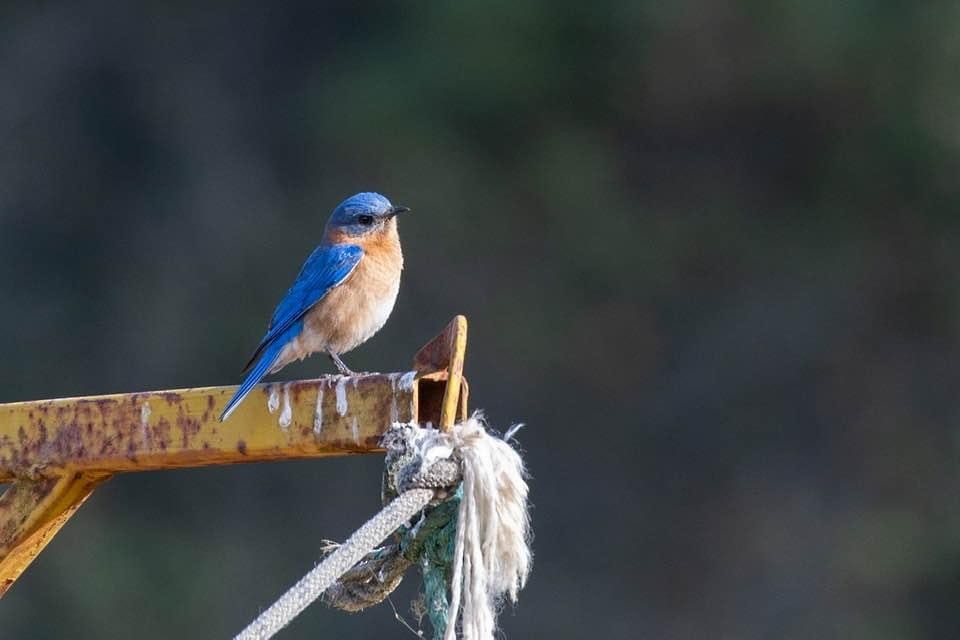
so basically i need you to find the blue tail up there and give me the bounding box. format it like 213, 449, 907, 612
220, 341, 284, 421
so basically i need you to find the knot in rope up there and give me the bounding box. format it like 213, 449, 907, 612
235, 414, 531, 640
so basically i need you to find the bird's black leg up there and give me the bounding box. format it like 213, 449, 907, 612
329, 352, 356, 376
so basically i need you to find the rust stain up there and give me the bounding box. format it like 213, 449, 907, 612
0, 472, 108, 598
0, 315, 470, 597
155, 417, 171, 451
177, 408, 201, 449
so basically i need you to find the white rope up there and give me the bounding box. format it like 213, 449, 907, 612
234, 415, 531, 640
235, 488, 435, 640
430, 417, 532, 640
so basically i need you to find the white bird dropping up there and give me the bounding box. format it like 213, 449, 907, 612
335, 377, 349, 416
278, 383, 292, 429
268, 386, 280, 413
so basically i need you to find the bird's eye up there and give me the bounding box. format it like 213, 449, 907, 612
357, 214, 375, 226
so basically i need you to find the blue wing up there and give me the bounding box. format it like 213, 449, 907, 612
219, 243, 363, 421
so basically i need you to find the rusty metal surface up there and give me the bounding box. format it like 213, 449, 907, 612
438, 315, 467, 429
0, 374, 422, 481
413, 314, 468, 429
413, 314, 464, 375
0, 315, 469, 597
0, 472, 109, 597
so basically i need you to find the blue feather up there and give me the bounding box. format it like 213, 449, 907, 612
219, 332, 292, 421
240, 244, 363, 373
221, 243, 364, 421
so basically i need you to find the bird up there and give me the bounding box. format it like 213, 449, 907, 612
219, 192, 409, 421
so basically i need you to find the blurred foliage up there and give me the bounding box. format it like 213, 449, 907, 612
2, 1, 960, 638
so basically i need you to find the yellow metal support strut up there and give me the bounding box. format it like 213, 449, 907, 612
0, 315, 468, 597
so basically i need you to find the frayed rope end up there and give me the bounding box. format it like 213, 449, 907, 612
408, 412, 532, 640
235, 412, 532, 640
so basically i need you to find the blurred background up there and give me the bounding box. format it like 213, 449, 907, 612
2, 2, 960, 638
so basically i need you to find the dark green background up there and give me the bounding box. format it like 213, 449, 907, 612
2, 2, 960, 638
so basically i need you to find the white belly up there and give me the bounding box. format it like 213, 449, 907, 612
351, 278, 400, 348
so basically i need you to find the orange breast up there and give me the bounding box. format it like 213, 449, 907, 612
297, 221, 404, 358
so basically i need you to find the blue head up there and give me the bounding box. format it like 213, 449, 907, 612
325, 192, 410, 241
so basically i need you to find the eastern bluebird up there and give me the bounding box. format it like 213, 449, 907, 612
219, 192, 409, 421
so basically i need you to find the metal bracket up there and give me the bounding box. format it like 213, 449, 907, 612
0, 315, 468, 596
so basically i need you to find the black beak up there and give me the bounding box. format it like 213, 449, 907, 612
388, 205, 411, 217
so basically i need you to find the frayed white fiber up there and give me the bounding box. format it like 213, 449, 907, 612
234, 414, 530, 640
413, 414, 532, 640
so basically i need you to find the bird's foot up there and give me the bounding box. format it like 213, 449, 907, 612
329, 352, 357, 376
336, 369, 376, 377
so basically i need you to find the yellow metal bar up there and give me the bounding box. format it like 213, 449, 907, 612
412, 315, 469, 430
0, 472, 109, 597
438, 316, 467, 429
0, 374, 418, 481
0, 316, 469, 596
